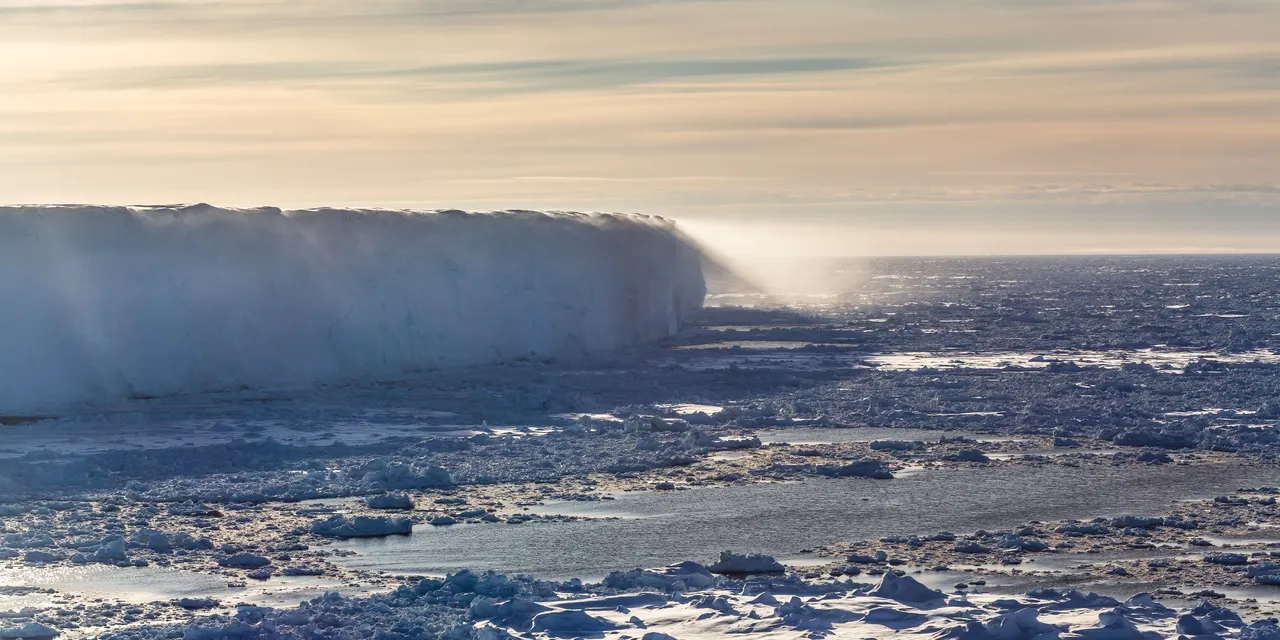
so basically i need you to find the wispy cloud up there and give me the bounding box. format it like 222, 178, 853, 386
52, 56, 899, 93
830, 183, 1280, 206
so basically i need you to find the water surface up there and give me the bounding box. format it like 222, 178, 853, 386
334, 462, 1277, 581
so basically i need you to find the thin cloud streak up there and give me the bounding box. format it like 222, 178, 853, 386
42, 56, 899, 93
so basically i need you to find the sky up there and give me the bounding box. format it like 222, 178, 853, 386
2, 0, 1279, 255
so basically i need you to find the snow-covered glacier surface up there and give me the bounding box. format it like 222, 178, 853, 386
0, 205, 706, 413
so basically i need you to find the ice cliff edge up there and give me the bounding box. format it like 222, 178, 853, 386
0, 205, 707, 412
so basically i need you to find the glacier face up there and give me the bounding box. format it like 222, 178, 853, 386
0, 205, 706, 413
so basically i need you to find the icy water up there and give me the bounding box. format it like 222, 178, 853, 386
753, 426, 1024, 445
333, 461, 1278, 581
866, 349, 1280, 371
0, 565, 360, 609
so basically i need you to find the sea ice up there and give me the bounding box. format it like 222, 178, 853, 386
7, 255, 1280, 640
1248, 563, 1280, 585
217, 553, 271, 569
706, 552, 785, 574
0, 623, 58, 640
529, 610, 616, 635
309, 515, 413, 538
815, 459, 894, 479
868, 571, 945, 602
365, 494, 415, 510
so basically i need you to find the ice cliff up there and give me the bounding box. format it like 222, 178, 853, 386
0, 205, 706, 412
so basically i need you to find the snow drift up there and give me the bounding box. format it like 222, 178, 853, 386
0, 205, 706, 413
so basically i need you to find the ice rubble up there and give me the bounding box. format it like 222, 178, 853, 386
366, 494, 415, 510
1250, 563, 1280, 585
0, 205, 705, 413
706, 552, 785, 574
309, 514, 413, 538
0, 623, 58, 640
88, 561, 1280, 640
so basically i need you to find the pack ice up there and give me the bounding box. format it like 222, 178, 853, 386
0, 205, 706, 413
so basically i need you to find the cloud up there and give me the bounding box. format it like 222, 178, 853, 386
827, 183, 1280, 206
48, 56, 896, 94
2, 0, 1279, 249
0, 0, 721, 31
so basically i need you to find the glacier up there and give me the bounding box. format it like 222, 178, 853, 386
0, 205, 706, 413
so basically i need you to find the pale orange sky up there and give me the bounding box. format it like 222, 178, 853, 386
3, 0, 1279, 255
